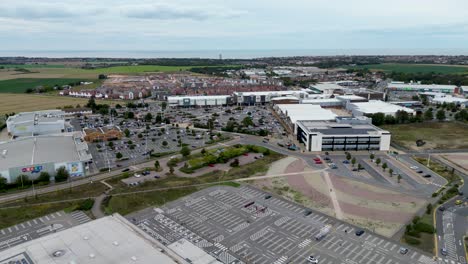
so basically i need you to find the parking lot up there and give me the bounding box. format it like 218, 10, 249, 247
323, 153, 443, 197
0, 210, 91, 252
128, 185, 443, 264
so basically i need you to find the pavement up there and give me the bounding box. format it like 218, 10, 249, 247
128, 185, 444, 264
0, 210, 91, 252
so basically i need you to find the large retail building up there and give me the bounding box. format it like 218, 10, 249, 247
0, 133, 92, 183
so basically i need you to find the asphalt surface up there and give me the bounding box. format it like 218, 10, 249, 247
128, 185, 443, 264
0, 210, 91, 252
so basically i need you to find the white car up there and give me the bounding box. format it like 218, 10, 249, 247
307, 256, 318, 263
410, 166, 419, 170
134, 174, 141, 178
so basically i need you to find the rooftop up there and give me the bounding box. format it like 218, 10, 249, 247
167, 95, 231, 100
310, 82, 343, 91
233, 90, 307, 96
276, 104, 338, 123
350, 100, 415, 114
297, 120, 387, 136
336, 95, 367, 101
7, 110, 65, 124
0, 133, 89, 170
0, 214, 177, 264
388, 82, 459, 90
167, 239, 222, 264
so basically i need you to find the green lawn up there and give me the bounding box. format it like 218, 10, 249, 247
105, 151, 285, 215
346, 63, 468, 74
381, 122, 468, 150
0, 78, 95, 93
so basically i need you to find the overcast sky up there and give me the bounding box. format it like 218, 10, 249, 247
1, 0, 468, 51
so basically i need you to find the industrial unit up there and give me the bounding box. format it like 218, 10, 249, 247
167, 95, 232, 107
6, 110, 69, 137
347, 100, 415, 117
387, 82, 464, 94
0, 133, 91, 183
233, 90, 308, 105
296, 118, 391, 151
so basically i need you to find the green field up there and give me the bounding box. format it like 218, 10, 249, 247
0, 78, 94, 93
346, 63, 468, 74
381, 122, 468, 150
0, 64, 67, 69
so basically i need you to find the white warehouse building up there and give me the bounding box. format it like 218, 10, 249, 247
347, 100, 415, 117
6, 110, 67, 137
167, 95, 232, 107
296, 119, 391, 152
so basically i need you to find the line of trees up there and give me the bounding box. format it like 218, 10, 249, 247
0, 166, 70, 192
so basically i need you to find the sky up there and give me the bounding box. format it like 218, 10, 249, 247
1, 0, 468, 52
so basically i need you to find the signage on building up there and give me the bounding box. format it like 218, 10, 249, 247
21, 165, 43, 173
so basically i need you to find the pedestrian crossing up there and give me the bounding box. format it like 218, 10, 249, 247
70, 211, 91, 225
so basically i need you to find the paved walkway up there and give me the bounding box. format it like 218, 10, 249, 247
322, 171, 344, 220
91, 180, 113, 219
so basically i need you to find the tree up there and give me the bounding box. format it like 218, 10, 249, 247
161, 102, 167, 110
357, 163, 363, 171
376, 158, 381, 166
351, 157, 356, 166
426, 203, 433, 214
241, 117, 254, 127
169, 166, 175, 174
16, 174, 29, 188
155, 114, 162, 123
144, 113, 153, 122
0, 176, 7, 190
424, 109, 433, 121
154, 160, 160, 170
37, 172, 51, 183
346, 153, 352, 161
382, 162, 388, 171
180, 146, 191, 157
389, 168, 394, 176
201, 148, 207, 155
230, 158, 240, 167
108, 141, 114, 148
116, 152, 123, 159
55, 166, 69, 182
124, 128, 130, 137
138, 133, 143, 139
162, 141, 168, 147
436, 109, 446, 121
370, 153, 375, 160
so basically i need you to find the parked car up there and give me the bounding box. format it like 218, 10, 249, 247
355, 230, 365, 236
304, 210, 312, 216
410, 166, 419, 170
142, 171, 150, 176
455, 200, 463, 205
342, 160, 350, 164
441, 248, 448, 256
423, 174, 432, 178
399, 247, 408, 255
208, 164, 215, 167
307, 256, 318, 263
315, 160, 323, 164
122, 168, 130, 172
438, 206, 446, 211
265, 195, 272, 200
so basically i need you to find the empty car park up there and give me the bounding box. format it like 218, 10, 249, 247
128, 185, 442, 264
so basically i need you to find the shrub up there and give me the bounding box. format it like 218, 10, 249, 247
77, 198, 95, 211
404, 235, 421, 245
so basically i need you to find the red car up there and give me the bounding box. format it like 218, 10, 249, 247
313, 157, 321, 162
315, 160, 323, 164
243, 153, 249, 156
208, 164, 215, 167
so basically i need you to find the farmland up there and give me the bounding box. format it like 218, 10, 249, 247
0, 65, 204, 81
0, 93, 113, 114
346, 63, 468, 74
0, 78, 93, 93
381, 122, 468, 150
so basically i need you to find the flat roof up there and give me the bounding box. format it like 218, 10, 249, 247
7, 110, 65, 124
297, 120, 387, 136
388, 83, 458, 90
0, 214, 177, 264
336, 95, 367, 101
276, 104, 337, 123
0, 134, 87, 170
233, 90, 307, 96
350, 100, 415, 114
301, 98, 342, 104
167, 95, 230, 100
310, 82, 343, 91
432, 96, 468, 103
